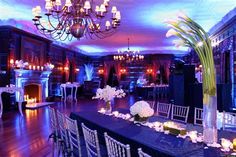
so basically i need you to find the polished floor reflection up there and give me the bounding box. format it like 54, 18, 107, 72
0, 96, 135, 157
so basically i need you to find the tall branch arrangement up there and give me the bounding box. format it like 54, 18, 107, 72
165, 12, 216, 104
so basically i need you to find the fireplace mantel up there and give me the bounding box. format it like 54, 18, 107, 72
14, 69, 52, 102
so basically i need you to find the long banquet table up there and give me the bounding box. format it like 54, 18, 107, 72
70, 110, 235, 157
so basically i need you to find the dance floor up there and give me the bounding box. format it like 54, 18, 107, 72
0, 96, 136, 157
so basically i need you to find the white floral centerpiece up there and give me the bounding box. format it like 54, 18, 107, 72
44, 63, 54, 71
93, 85, 126, 113
130, 101, 154, 122
15, 60, 28, 69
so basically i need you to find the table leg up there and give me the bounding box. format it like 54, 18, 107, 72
74, 87, 78, 102
18, 101, 23, 116
60, 87, 64, 101
0, 93, 3, 118
64, 87, 67, 102
71, 87, 73, 102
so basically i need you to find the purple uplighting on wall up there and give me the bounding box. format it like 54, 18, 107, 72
0, 0, 235, 56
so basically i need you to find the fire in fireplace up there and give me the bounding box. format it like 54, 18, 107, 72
24, 84, 42, 104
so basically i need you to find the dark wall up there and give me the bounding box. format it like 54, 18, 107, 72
0, 26, 87, 97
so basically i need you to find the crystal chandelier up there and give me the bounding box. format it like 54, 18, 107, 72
32, 0, 121, 41
113, 38, 144, 62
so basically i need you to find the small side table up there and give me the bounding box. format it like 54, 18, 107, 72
0, 87, 24, 118
60, 83, 80, 102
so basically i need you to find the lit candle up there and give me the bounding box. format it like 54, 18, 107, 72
33, 65, 36, 70
10, 59, 14, 65
37, 66, 40, 70
125, 113, 131, 120
112, 111, 119, 117
98, 108, 106, 114
29, 65, 32, 70
233, 138, 236, 151
189, 131, 198, 143
41, 66, 44, 71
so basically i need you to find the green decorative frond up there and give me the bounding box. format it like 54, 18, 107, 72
166, 13, 216, 96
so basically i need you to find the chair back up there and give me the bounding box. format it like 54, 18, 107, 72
104, 132, 131, 157
223, 111, 236, 132
171, 105, 189, 123
194, 107, 203, 125
48, 107, 58, 136
138, 148, 151, 157
82, 123, 101, 157
57, 110, 69, 147
147, 101, 155, 109
65, 116, 82, 157
156, 102, 171, 118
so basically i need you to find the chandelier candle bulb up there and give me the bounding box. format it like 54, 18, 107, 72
65, 0, 72, 7
55, 0, 61, 6
111, 6, 117, 14
33, 0, 120, 40
35, 6, 41, 16
84, 1, 91, 14
115, 11, 121, 20
104, 0, 109, 7
95, 5, 100, 14
106, 21, 111, 29
100, 4, 106, 15
45, 2, 52, 11
32, 8, 37, 16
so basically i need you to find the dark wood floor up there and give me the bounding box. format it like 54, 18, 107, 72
0, 96, 136, 157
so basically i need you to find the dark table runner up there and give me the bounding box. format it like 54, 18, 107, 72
70, 110, 232, 157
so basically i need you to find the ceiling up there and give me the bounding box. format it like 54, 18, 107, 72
0, 0, 236, 56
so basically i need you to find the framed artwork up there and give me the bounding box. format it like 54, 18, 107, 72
21, 36, 46, 65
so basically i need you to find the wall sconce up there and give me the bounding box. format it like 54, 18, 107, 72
10, 59, 14, 65
147, 68, 153, 74
9, 59, 15, 68
75, 68, 80, 72
57, 67, 63, 71
98, 69, 104, 74
120, 68, 127, 74
64, 67, 69, 71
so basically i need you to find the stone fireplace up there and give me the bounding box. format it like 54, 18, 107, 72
14, 69, 52, 102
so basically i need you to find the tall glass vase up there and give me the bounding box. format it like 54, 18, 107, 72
203, 94, 217, 144
105, 101, 112, 114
